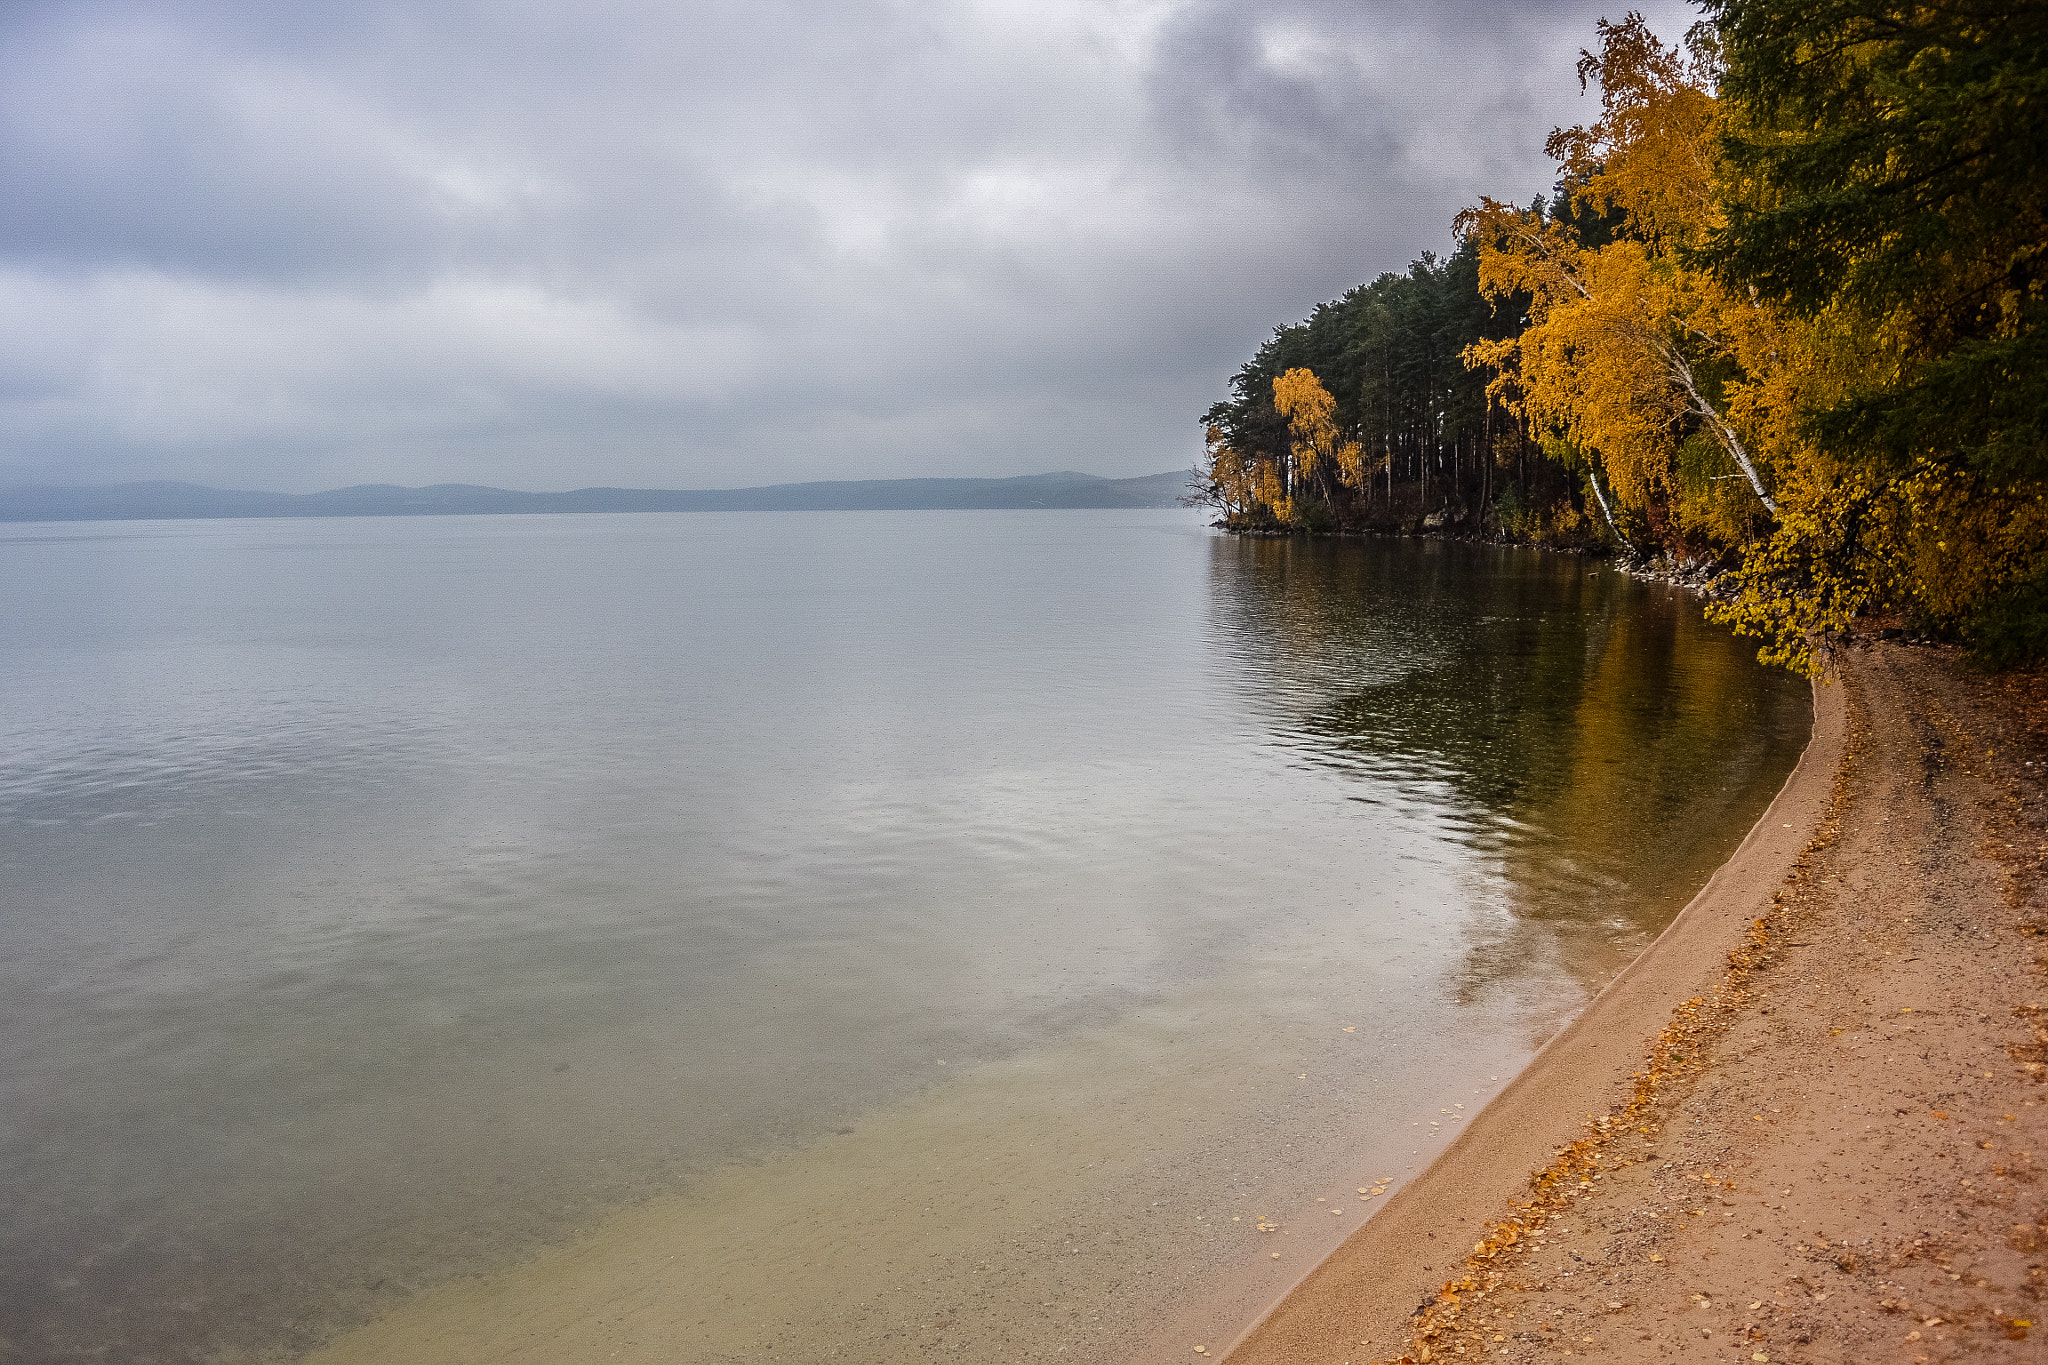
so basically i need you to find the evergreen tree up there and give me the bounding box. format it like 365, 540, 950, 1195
1700, 0, 2048, 487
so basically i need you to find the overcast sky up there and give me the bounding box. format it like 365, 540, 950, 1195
0, 0, 1696, 492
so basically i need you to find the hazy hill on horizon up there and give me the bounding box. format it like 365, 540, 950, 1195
0, 469, 1195, 522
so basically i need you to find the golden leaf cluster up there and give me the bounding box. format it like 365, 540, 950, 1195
1458, 13, 2048, 672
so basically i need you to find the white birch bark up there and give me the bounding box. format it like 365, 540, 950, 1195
1503, 216, 1781, 520
1654, 334, 1780, 516
1585, 464, 1626, 545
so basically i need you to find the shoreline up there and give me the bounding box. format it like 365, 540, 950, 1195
1218, 645, 1842, 1362
1221, 641, 2047, 1363
1210, 520, 1734, 600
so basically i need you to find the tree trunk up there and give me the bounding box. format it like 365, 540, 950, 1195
1656, 336, 1778, 517
1586, 466, 1626, 546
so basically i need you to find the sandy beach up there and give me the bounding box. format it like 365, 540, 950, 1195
1225, 639, 2047, 1363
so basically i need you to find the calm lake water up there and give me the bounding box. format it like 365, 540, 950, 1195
0, 510, 1809, 1363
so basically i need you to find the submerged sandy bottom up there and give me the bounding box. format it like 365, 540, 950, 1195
305, 953, 1546, 1365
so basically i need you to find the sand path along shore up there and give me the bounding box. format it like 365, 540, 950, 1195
1222, 640, 2048, 1364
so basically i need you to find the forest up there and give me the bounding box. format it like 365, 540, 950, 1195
1190, 0, 2047, 673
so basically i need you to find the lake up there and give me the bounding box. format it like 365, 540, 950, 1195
0, 510, 1810, 1363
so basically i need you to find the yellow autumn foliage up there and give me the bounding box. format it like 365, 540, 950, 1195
1204, 10, 2048, 669
1273, 368, 1365, 495
1460, 18, 1782, 547
1198, 425, 1263, 521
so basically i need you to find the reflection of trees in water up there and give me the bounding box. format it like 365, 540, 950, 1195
1205, 535, 1810, 1001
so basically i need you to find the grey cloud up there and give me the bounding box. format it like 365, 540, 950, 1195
0, 0, 1700, 492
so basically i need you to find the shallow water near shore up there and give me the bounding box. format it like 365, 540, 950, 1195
0, 509, 1809, 1362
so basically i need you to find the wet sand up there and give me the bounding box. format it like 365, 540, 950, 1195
1227, 640, 2047, 1363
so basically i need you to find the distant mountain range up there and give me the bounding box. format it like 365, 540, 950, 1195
0, 469, 1197, 522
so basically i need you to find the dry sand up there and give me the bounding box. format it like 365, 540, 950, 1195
1223, 640, 2048, 1364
